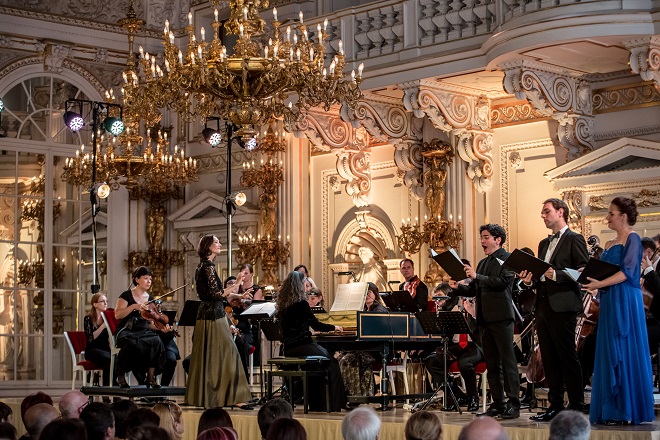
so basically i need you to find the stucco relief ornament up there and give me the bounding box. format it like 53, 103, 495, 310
634, 189, 660, 208
394, 141, 425, 201
626, 37, 660, 88
588, 196, 609, 211
509, 151, 522, 169
336, 128, 372, 207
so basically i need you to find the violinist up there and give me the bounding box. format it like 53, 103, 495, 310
114, 266, 168, 388
225, 276, 253, 379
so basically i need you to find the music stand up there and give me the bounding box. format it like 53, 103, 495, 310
177, 300, 200, 326
415, 311, 470, 412
380, 290, 419, 313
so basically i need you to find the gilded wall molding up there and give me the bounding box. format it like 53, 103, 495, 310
491, 101, 549, 127
561, 190, 583, 234
626, 37, 660, 89
592, 81, 660, 114
336, 127, 373, 208
594, 124, 660, 141
501, 60, 594, 159
499, 139, 555, 234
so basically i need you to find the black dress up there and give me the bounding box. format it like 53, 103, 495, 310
83, 315, 111, 386
115, 290, 166, 380
278, 300, 347, 411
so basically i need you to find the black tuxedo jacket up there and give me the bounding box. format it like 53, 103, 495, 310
399, 278, 429, 311
453, 247, 515, 325
536, 229, 589, 313
643, 268, 660, 320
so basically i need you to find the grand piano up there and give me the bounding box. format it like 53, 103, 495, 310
314, 311, 443, 408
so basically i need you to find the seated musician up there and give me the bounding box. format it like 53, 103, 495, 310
337, 282, 385, 399
642, 236, 660, 368
276, 271, 347, 412
224, 276, 253, 380
307, 288, 325, 310
425, 283, 483, 412
399, 258, 429, 311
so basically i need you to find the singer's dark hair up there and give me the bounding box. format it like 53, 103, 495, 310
479, 224, 506, 246
399, 258, 414, 268
543, 198, 569, 223
611, 196, 638, 225
131, 266, 153, 286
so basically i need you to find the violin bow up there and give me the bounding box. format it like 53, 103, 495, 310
148, 283, 189, 304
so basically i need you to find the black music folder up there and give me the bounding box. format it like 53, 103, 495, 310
430, 248, 466, 281
576, 258, 620, 284
503, 248, 552, 279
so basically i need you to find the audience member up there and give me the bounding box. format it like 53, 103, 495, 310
197, 408, 233, 436
40, 417, 87, 440
266, 418, 307, 440
59, 391, 90, 419
341, 407, 381, 440
20, 392, 53, 430
122, 408, 159, 435
110, 399, 138, 439
197, 427, 239, 440
548, 410, 590, 440
23, 403, 59, 440
0, 422, 16, 440
458, 417, 508, 440
125, 425, 170, 440
0, 402, 12, 424
404, 410, 442, 440
80, 402, 115, 440
257, 399, 294, 439
151, 403, 183, 440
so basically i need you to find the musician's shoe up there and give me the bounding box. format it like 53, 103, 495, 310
477, 404, 503, 417
145, 380, 161, 389
456, 395, 471, 406
117, 374, 130, 389
466, 397, 479, 412
500, 404, 520, 419
569, 403, 590, 414
530, 408, 561, 422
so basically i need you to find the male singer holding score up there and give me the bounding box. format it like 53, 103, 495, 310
519, 198, 589, 421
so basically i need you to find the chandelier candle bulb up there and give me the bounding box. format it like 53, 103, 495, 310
239, 24, 244, 37
286, 27, 290, 42
273, 45, 278, 59
164, 20, 169, 34
338, 40, 343, 54
293, 34, 297, 45
309, 48, 313, 61
201, 27, 205, 42
358, 63, 364, 77
139, 46, 144, 57
273, 7, 277, 21
299, 11, 303, 23
214, 8, 218, 21
188, 11, 193, 26
198, 46, 203, 60
264, 46, 269, 58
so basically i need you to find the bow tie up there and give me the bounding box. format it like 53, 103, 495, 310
548, 232, 561, 241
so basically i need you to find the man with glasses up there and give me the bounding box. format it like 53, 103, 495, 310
58, 390, 89, 419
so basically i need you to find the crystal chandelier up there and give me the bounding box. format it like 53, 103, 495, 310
157, 0, 364, 140
61, 5, 199, 202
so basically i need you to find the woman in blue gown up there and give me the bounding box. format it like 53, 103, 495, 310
582, 197, 655, 425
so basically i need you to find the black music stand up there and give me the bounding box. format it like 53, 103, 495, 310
381, 290, 419, 313
415, 311, 470, 413
177, 300, 200, 326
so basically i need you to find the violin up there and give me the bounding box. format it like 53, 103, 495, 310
139, 284, 187, 337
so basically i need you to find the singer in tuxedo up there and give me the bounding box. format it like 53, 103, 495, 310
449, 224, 520, 419
520, 198, 589, 421
399, 259, 429, 311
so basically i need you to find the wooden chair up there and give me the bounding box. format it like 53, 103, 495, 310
64, 331, 103, 390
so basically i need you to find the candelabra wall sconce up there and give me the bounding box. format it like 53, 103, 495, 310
236, 235, 290, 286
396, 139, 463, 255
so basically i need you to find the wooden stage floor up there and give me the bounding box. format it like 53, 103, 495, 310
180, 403, 660, 440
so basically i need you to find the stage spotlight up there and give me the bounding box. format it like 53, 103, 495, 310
63, 111, 84, 131
237, 136, 257, 151
0, 97, 4, 112
103, 117, 125, 136
229, 191, 246, 206
202, 127, 222, 147
96, 183, 111, 199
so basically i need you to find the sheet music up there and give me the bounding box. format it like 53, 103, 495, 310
564, 268, 581, 281
330, 282, 368, 312
241, 301, 277, 317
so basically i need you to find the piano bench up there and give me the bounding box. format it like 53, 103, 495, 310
266, 357, 331, 414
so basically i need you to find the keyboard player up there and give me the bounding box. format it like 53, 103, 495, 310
425, 283, 483, 412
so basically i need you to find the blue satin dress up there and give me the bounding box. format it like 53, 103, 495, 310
590, 232, 655, 424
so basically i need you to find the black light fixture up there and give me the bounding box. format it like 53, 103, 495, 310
0, 97, 4, 113
63, 111, 85, 132
237, 136, 257, 151
103, 116, 125, 136
202, 117, 222, 147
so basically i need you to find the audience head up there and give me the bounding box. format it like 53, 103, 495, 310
266, 418, 306, 440
20, 392, 53, 425
610, 196, 638, 226
548, 410, 590, 440
23, 403, 60, 439
125, 425, 171, 440
123, 408, 160, 434
198, 427, 239, 440
151, 403, 184, 440
110, 399, 138, 439
0, 402, 12, 424
198, 407, 233, 436
341, 406, 381, 440
59, 390, 89, 419
458, 416, 508, 440
40, 417, 88, 440
0, 422, 16, 440
80, 402, 115, 440
257, 398, 294, 439
405, 410, 442, 440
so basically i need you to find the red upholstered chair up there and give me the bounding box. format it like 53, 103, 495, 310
64, 331, 103, 389
449, 360, 488, 412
